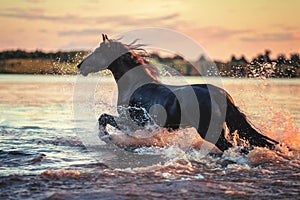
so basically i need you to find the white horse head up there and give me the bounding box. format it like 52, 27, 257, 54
77, 34, 130, 76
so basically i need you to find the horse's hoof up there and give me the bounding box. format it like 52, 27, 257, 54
100, 135, 112, 143
99, 126, 108, 135
208, 152, 223, 158
240, 146, 254, 154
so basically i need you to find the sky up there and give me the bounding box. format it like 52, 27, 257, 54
0, 0, 300, 61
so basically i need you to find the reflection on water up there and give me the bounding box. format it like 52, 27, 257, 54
0, 75, 299, 199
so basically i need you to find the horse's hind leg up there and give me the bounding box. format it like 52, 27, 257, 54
214, 128, 233, 152
197, 122, 232, 152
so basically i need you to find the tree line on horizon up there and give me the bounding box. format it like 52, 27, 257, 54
0, 49, 299, 77
0, 49, 85, 63
218, 50, 300, 78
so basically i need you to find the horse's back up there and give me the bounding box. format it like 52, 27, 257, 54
129, 83, 227, 111
191, 83, 231, 106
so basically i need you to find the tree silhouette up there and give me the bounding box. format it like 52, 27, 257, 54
277, 54, 286, 65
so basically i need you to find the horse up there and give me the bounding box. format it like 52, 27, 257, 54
77, 34, 279, 152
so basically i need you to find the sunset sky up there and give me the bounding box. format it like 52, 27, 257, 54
1, 0, 300, 61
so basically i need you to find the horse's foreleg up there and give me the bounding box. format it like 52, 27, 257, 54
98, 113, 147, 149
98, 113, 120, 135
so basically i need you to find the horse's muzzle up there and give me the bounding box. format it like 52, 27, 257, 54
76, 61, 88, 76
77, 60, 83, 69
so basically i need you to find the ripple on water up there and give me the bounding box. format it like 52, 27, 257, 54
1, 75, 300, 199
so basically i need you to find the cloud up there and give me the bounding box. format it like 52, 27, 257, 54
25, 0, 42, 3
94, 13, 179, 27
59, 29, 111, 36
199, 27, 250, 39
56, 13, 179, 36
59, 41, 96, 50
38, 29, 48, 33
177, 26, 251, 42
270, 23, 299, 31
241, 33, 300, 42
0, 7, 179, 27
59, 29, 96, 36
0, 11, 78, 22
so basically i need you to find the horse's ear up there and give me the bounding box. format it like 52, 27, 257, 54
102, 33, 109, 44
102, 34, 106, 42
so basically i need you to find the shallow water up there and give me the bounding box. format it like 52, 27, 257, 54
0, 74, 299, 199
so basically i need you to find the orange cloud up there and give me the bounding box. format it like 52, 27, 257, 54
292, 33, 300, 39
241, 33, 300, 42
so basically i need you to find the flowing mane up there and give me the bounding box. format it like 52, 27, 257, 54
127, 39, 161, 81
128, 49, 160, 82
108, 39, 160, 82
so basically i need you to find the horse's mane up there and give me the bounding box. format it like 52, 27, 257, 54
120, 39, 160, 81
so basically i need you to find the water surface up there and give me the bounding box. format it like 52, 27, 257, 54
0, 75, 299, 199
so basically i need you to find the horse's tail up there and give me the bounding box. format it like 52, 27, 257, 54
225, 93, 279, 149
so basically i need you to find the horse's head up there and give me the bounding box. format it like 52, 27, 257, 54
77, 34, 130, 76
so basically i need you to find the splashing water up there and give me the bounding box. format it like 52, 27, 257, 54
258, 106, 300, 150
1, 74, 300, 199
74, 70, 300, 169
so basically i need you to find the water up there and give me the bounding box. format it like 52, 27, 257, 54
0, 74, 299, 199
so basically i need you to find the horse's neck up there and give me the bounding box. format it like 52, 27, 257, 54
116, 71, 152, 104
108, 54, 158, 105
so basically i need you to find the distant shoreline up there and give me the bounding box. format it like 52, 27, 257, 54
0, 50, 299, 78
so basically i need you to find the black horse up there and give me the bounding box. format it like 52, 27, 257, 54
77, 34, 278, 152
